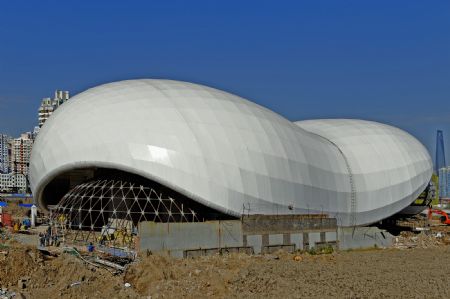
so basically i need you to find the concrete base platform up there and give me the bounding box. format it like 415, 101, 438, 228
338, 226, 394, 250
138, 216, 393, 257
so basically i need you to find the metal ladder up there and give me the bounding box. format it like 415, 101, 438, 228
341, 152, 357, 228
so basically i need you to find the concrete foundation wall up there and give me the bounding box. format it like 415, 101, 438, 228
139, 218, 393, 257
139, 220, 242, 258
139, 215, 339, 257
338, 227, 394, 250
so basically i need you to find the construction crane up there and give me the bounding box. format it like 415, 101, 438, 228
428, 208, 450, 225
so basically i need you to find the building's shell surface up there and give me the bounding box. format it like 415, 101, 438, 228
296, 119, 432, 224
29, 79, 432, 226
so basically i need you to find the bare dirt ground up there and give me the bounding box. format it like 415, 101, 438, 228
1, 205, 449, 298
1, 241, 450, 299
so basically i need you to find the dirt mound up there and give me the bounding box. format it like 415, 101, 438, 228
0, 246, 44, 286
125, 252, 252, 298
0, 244, 138, 299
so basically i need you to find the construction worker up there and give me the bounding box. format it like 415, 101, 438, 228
87, 242, 95, 252
39, 232, 45, 247
44, 232, 50, 246
22, 218, 31, 229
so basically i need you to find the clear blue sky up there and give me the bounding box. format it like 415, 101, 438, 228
0, 1, 449, 162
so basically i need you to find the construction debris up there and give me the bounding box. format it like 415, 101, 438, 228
17, 277, 29, 290
393, 231, 448, 249
92, 257, 126, 272
0, 288, 16, 299
0, 244, 139, 298
61, 246, 130, 274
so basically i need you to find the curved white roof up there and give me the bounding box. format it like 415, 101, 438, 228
29, 79, 432, 226
296, 119, 432, 225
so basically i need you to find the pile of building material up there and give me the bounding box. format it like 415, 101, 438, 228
0, 287, 16, 299
393, 231, 446, 249
63, 246, 131, 275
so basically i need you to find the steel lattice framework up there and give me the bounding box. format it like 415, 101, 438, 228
51, 179, 199, 246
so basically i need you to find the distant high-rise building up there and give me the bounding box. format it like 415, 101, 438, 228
38, 97, 54, 128
10, 133, 33, 178
38, 90, 70, 128
438, 167, 450, 199
0, 173, 27, 193
435, 130, 446, 173
32, 126, 40, 140
0, 134, 12, 174
0, 132, 34, 193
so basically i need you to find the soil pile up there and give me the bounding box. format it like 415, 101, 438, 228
0, 246, 44, 286
125, 253, 253, 297
0, 244, 138, 299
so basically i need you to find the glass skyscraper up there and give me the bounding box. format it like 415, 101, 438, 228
439, 167, 450, 198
